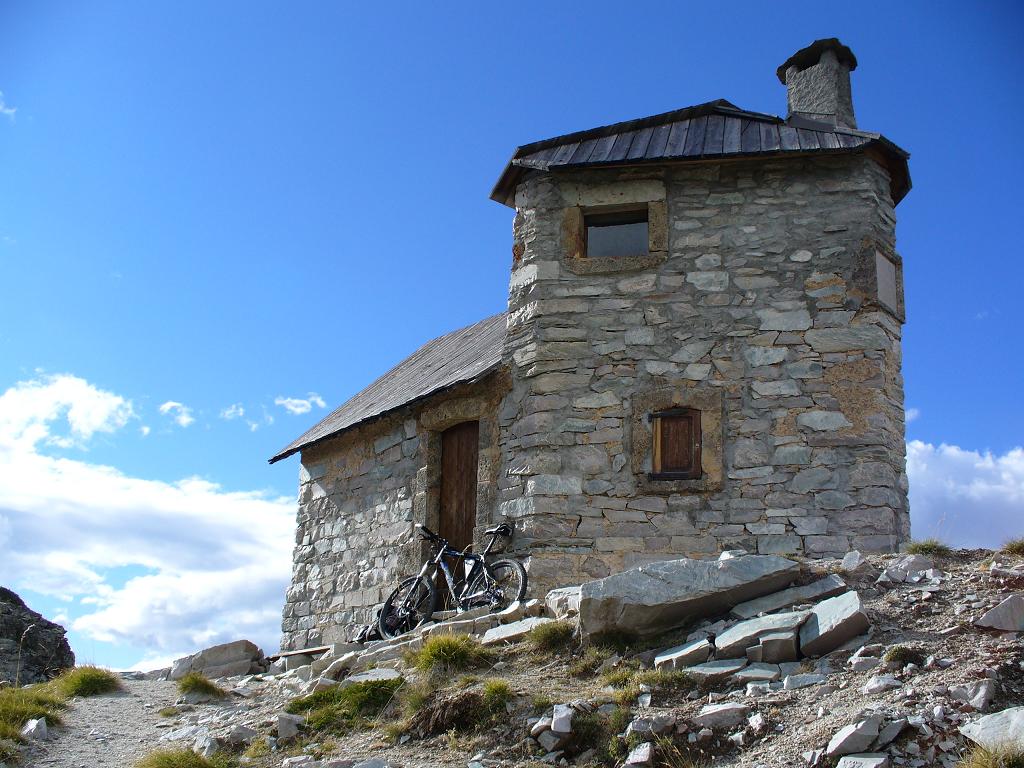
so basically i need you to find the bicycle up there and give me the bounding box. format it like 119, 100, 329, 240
377, 522, 528, 639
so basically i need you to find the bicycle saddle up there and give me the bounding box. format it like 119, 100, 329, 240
484, 523, 512, 537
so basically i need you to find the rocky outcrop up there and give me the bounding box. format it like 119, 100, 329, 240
169, 639, 267, 681
578, 553, 800, 637
0, 586, 74, 684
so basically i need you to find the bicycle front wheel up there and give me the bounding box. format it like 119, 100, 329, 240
477, 558, 527, 610
378, 575, 437, 639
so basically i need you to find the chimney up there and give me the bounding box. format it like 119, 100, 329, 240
777, 38, 858, 128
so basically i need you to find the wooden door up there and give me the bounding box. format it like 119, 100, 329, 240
439, 420, 479, 554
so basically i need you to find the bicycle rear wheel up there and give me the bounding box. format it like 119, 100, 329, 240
472, 558, 527, 611
377, 575, 437, 639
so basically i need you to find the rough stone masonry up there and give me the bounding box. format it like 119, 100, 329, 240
274, 37, 912, 651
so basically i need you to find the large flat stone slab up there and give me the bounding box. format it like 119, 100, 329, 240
654, 638, 713, 670
578, 555, 799, 637
799, 591, 870, 657
731, 574, 848, 619
481, 616, 554, 646
685, 659, 748, 680
714, 611, 809, 658
975, 594, 1024, 632
960, 707, 1024, 750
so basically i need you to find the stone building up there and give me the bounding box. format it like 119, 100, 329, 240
271, 39, 912, 651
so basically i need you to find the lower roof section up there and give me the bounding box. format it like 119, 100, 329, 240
269, 312, 506, 464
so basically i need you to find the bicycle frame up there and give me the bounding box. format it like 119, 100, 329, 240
406, 527, 508, 613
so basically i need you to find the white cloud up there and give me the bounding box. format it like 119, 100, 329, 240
140, 425, 151, 437
0, 91, 15, 122
905, 408, 920, 423
0, 374, 294, 668
0, 373, 133, 451
220, 403, 245, 420
158, 401, 195, 428
274, 393, 326, 415
907, 440, 1024, 548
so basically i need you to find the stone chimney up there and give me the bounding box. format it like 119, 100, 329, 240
777, 38, 858, 128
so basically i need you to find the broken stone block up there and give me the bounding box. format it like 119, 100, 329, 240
551, 703, 574, 734
536, 729, 568, 752
783, 673, 826, 690
950, 679, 997, 711
625, 741, 654, 766
20, 717, 47, 740
626, 714, 676, 737
799, 591, 870, 657
872, 719, 907, 749
578, 554, 799, 637
827, 716, 883, 757
974, 594, 1024, 632
731, 574, 848, 619
277, 712, 305, 740
530, 716, 552, 737
734, 663, 781, 683
685, 659, 748, 681
759, 630, 800, 663
714, 611, 809, 658
545, 586, 582, 620
654, 638, 713, 670
835, 755, 890, 768
339, 668, 402, 688
481, 616, 554, 646
693, 703, 749, 729
861, 675, 901, 694
960, 706, 1024, 751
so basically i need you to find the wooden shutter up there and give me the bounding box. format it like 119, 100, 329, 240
651, 409, 701, 479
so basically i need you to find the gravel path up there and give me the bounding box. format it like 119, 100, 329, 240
22, 680, 178, 768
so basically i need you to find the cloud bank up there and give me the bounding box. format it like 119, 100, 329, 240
0, 374, 293, 668
906, 439, 1024, 548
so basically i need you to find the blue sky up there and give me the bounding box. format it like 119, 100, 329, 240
1, 2, 1022, 670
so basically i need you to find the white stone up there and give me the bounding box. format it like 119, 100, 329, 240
686, 659, 748, 680
960, 707, 1024, 751
827, 716, 883, 756
784, 673, 826, 690
797, 411, 852, 431
862, 675, 901, 694
731, 574, 848, 619
545, 586, 582, 620
835, 756, 890, 768
624, 741, 654, 766
551, 703, 574, 734
693, 702, 749, 728
277, 712, 305, 740
339, 668, 402, 688
975, 594, 1024, 632
654, 638, 713, 670
481, 616, 554, 646
714, 610, 809, 658
799, 591, 870, 657
20, 717, 47, 740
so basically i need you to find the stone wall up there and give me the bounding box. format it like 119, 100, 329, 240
282, 376, 506, 651
498, 154, 908, 593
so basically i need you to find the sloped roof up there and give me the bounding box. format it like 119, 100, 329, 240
490, 99, 910, 207
269, 313, 506, 463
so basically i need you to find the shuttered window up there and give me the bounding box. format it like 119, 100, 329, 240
650, 408, 701, 480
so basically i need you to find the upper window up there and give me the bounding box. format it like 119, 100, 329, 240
585, 208, 649, 258
650, 408, 701, 480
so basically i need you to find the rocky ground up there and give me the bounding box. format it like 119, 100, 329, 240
12, 547, 1024, 768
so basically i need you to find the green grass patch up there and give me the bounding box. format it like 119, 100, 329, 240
406, 635, 493, 673
1002, 538, 1024, 557
526, 621, 575, 655
134, 747, 235, 768
883, 645, 926, 667
285, 677, 403, 734
481, 679, 512, 719
52, 666, 122, 698
957, 745, 1024, 768
176, 672, 226, 699
567, 645, 617, 678
0, 684, 66, 742
905, 538, 953, 557
601, 667, 697, 707
568, 707, 634, 765
158, 706, 180, 718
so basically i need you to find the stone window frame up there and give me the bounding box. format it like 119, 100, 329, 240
412, 392, 502, 558
631, 386, 724, 494
561, 185, 668, 275
854, 239, 905, 322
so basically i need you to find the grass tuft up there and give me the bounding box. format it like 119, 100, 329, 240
905, 538, 953, 557
176, 672, 226, 699
285, 677, 403, 734
481, 679, 512, 718
526, 621, 575, 655
569, 706, 634, 764
52, 666, 122, 698
601, 667, 697, 707
883, 645, 926, 667
134, 747, 235, 768
1002, 538, 1024, 557
406, 635, 493, 673
567, 645, 617, 678
957, 744, 1024, 768
158, 706, 180, 718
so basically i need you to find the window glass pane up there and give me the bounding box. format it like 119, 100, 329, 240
585, 210, 649, 258
875, 251, 899, 311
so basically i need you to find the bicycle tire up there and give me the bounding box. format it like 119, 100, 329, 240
470, 558, 527, 610
377, 575, 437, 639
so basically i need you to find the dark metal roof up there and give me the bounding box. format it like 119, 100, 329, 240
490, 99, 910, 207
269, 313, 506, 463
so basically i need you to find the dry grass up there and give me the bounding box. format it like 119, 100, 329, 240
52, 666, 122, 698
133, 747, 234, 768
1002, 538, 1024, 557
406, 635, 494, 673
176, 672, 226, 699
883, 645, 926, 667
957, 744, 1024, 768
526, 621, 575, 655
906, 538, 953, 557
285, 677, 403, 734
